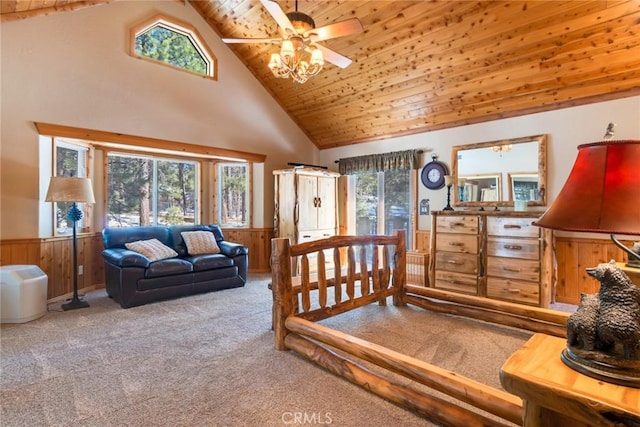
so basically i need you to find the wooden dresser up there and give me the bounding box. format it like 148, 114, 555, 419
429, 210, 554, 307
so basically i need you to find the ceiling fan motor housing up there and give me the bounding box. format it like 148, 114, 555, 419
286, 11, 315, 32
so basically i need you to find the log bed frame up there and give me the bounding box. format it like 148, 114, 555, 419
270, 231, 571, 426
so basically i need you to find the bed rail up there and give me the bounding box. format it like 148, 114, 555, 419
270, 230, 529, 426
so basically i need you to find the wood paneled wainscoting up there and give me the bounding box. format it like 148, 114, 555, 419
0, 228, 274, 302
0, 233, 105, 301
221, 227, 274, 273
554, 235, 633, 305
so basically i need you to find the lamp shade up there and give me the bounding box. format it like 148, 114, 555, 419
533, 140, 640, 235
45, 177, 96, 203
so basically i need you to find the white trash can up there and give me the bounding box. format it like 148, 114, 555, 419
0, 265, 48, 323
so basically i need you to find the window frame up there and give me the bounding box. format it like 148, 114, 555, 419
52, 138, 93, 236
129, 14, 218, 81
36, 122, 266, 233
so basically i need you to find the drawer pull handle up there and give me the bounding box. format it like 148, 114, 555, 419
503, 267, 521, 272
452, 222, 466, 227
503, 224, 522, 229
504, 244, 522, 250
302, 235, 311, 238
323, 234, 331, 236
449, 242, 464, 247
447, 260, 461, 264
503, 288, 520, 293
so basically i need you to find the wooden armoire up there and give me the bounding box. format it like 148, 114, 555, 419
273, 167, 340, 247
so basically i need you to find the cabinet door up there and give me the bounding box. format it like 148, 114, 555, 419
316, 176, 337, 230
297, 175, 319, 230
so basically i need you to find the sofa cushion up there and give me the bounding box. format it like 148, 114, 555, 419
187, 254, 234, 272
169, 225, 225, 257
181, 230, 220, 255
125, 239, 178, 262
145, 258, 193, 278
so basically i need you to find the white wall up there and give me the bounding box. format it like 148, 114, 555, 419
319, 96, 640, 230
0, 0, 319, 239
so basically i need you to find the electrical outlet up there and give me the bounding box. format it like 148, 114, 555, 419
78, 265, 84, 275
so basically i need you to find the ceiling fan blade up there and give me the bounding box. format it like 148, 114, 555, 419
312, 44, 353, 69
307, 18, 364, 42
260, 0, 295, 35
222, 38, 279, 44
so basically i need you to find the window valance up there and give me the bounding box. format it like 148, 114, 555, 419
338, 149, 421, 175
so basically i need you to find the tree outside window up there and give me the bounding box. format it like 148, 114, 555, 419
107, 153, 197, 227
218, 163, 248, 227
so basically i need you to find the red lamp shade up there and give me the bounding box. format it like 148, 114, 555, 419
533, 140, 640, 235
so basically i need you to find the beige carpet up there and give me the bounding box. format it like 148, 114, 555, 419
1, 273, 533, 426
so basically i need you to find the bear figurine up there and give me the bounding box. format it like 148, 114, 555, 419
587, 260, 640, 360
566, 292, 600, 351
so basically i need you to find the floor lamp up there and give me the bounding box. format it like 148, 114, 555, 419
45, 177, 96, 311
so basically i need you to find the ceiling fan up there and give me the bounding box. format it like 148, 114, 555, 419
222, 0, 363, 82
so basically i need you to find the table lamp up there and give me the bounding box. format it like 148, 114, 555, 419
45, 177, 96, 311
533, 138, 640, 386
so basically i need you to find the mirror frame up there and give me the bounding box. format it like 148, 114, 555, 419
451, 134, 547, 208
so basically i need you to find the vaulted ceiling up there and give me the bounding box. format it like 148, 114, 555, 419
3, 1, 640, 150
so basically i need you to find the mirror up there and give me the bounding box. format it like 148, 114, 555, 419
451, 134, 547, 208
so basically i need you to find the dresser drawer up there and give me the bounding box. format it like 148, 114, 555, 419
487, 217, 539, 238
436, 216, 479, 234
436, 233, 478, 254
487, 237, 539, 260
487, 257, 540, 282
435, 252, 478, 275
487, 277, 540, 305
434, 270, 478, 294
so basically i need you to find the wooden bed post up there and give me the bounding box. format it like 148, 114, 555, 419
393, 229, 407, 306
271, 237, 294, 351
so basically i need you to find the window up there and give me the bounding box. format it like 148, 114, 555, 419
54, 139, 90, 234
107, 153, 198, 227
217, 163, 249, 227
351, 169, 414, 249
131, 14, 217, 79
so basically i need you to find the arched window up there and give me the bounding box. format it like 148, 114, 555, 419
130, 14, 217, 80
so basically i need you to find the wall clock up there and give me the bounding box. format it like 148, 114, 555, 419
421, 155, 449, 190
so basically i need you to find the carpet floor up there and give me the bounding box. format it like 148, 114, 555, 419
1, 273, 534, 426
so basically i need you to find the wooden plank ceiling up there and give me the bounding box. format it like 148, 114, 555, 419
3, 0, 640, 150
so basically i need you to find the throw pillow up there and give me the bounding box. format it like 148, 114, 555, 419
125, 238, 178, 262
181, 230, 220, 255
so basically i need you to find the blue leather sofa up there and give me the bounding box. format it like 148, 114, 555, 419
102, 224, 248, 308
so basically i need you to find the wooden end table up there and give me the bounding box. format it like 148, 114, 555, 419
500, 333, 640, 426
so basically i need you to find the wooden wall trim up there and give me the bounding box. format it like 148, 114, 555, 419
34, 122, 267, 163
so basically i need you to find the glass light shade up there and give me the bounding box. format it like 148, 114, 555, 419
280, 40, 295, 60
310, 48, 324, 66
45, 177, 95, 203
268, 53, 282, 70
533, 140, 640, 235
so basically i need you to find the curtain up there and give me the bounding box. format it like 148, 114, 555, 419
338, 149, 421, 175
